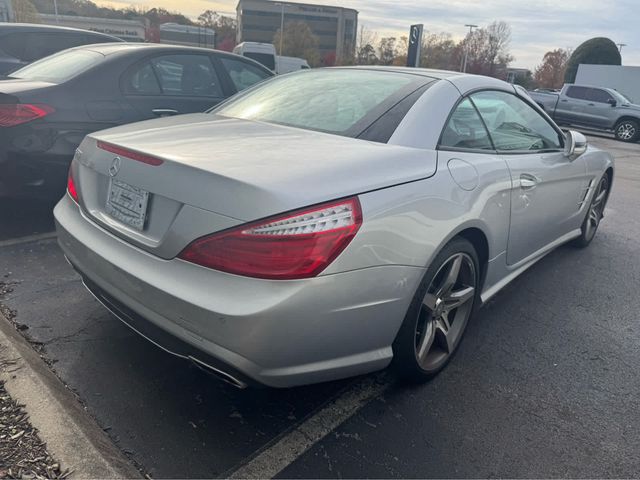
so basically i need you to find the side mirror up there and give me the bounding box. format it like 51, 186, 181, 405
564, 130, 588, 159
607, 98, 617, 107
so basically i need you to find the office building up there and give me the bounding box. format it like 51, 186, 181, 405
236, 0, 358, 63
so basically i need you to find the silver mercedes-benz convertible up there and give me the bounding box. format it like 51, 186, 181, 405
54, 67, 614, 388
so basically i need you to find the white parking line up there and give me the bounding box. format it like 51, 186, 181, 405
228, 374, 391, 479
0, 232, 57, 249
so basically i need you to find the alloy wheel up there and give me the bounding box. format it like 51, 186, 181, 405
414, 253, 476, 372
616, 123, 636, 141
584, 176, 609, 242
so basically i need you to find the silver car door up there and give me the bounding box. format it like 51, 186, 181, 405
471, 90, 588, 265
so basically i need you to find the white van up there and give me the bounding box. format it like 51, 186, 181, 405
233, 42, 277, 72
233, 42, 310, 74
276, 56, 310, 74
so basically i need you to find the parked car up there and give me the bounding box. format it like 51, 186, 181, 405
0, 43, 274, 198
529, 84, 640, 142
55, 67, 614, 388
0, 23, 123, 75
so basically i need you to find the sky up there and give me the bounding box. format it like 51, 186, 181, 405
96, 0, 639, 69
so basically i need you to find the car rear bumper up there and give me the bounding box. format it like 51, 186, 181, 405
0, 152, 69, 198
54, 195, 424, 388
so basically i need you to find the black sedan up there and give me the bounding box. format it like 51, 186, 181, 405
0, 43, 274, 198
0, 23, 123, 75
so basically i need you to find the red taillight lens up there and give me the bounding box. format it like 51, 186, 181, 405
178, 198, 363, 280
67, 168, 79, 203
0, 104, 54, 127
97, 141, 164, 166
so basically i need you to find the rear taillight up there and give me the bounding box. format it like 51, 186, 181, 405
67, 168, 79, 204
0, 104, 54, 127
178, 197, 363, 280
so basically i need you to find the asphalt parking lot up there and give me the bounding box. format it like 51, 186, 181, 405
1, 134, 639, 478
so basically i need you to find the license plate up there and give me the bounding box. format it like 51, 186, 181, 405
106, 179, 149, 231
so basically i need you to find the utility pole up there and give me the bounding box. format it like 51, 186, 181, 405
53, 0, 59, 23
275, 2, 287, 56
462, 24, 478, 73
617, 43, 627, 53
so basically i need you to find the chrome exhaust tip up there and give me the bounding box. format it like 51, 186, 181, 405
190, 356, 248, 389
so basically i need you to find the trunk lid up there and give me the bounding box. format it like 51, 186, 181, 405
76, 113, 437, 258
0, 78, 56, 97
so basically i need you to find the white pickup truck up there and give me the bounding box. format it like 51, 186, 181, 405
529, 84, 640, 142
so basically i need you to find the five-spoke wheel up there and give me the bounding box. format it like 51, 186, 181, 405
574, 174, 609, 248
394, 237, 479, 381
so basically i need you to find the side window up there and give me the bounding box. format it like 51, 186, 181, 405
23, 33, 85, 62
565, 86, 588, 100
85, 34, 112, 45
150, 55, 223, 97
440, 98, 493, 150
123, 62, 161, 95
220, 57, 271, 92
471, 90, 563, 152
585, 88, 614, 104
0, 33, 26, 60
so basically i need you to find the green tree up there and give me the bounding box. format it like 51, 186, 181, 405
564, 37, 621, 83
273, 21, 320, 67
12, 0, 40, 22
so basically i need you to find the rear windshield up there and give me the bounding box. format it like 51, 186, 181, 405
10, 49, 103, 83
214, 69, 421, 136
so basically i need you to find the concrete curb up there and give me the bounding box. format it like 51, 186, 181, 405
0, 311, 141, 479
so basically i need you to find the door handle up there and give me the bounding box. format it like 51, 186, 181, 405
152, 109, 179, 117
588, 103, 595, 106
560, 99, 569, 103
520, 174, 539, 190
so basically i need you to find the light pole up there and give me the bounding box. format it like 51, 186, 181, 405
617, 43, 627, 53
53, 0, 59, 23
274, 2, 288, 56
462, 24, 478, 73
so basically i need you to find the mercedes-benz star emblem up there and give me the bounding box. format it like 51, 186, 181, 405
109, 157, 122, 177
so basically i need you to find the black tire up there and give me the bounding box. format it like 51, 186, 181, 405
392, 237, 479, 383
614, 119, 640, 143
572, 174, 610, 248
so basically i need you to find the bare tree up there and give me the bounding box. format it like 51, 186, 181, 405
273, 21, 321, 67
485, 21, 514, 76
534, 48, 572, 89
378, 37, 398, 65
355, 26, 379, 65
461, 21, 514, 78
420, 32, 460, 70
198, 10, 237, 51
12, 0, 40, 23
